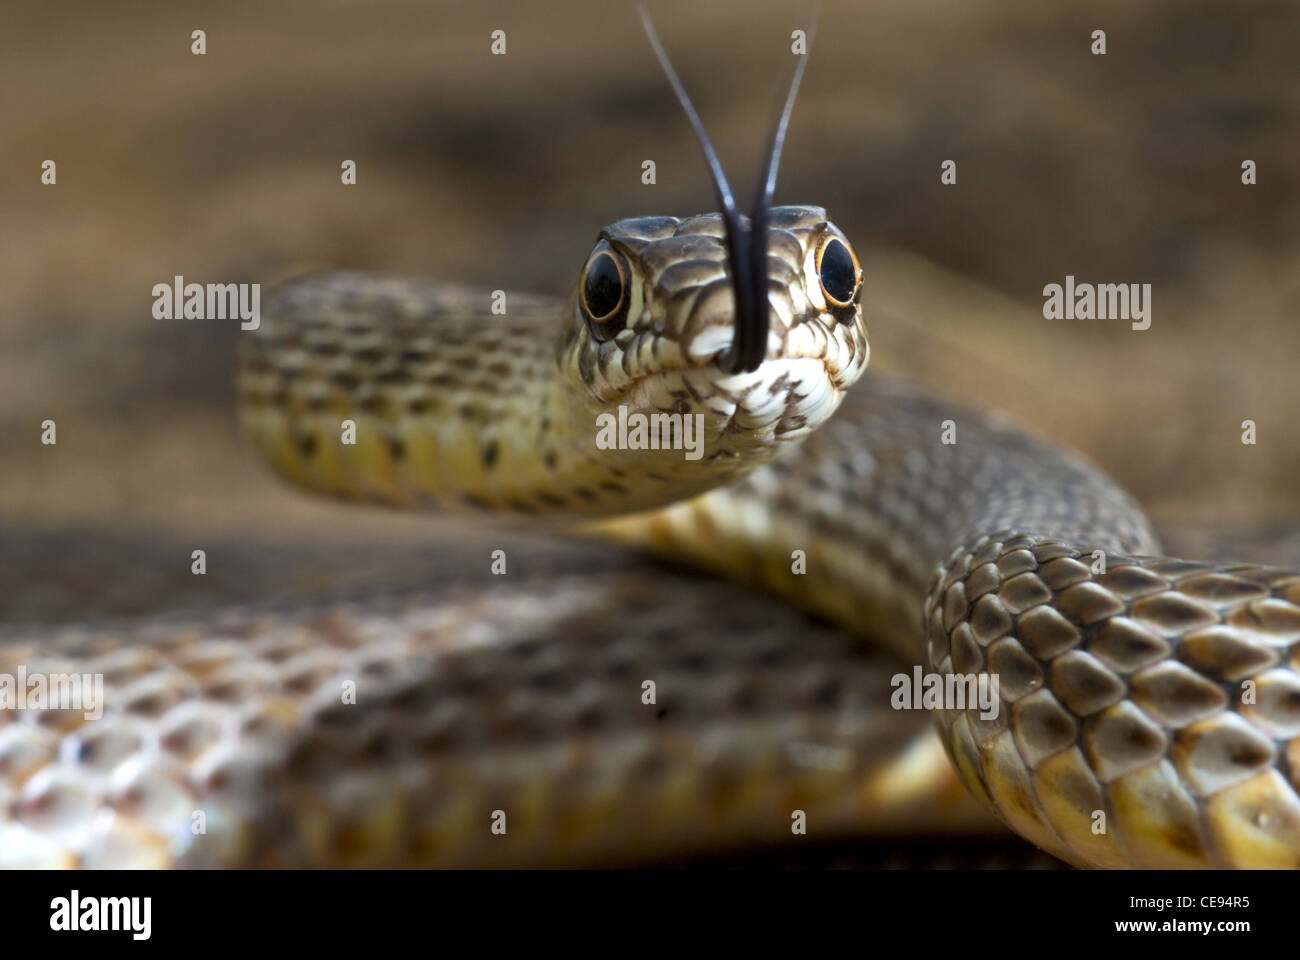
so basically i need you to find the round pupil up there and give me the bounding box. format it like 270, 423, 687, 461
584, 253, 623, 320
819, 238, 857, 304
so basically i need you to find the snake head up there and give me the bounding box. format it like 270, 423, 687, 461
557, 7, 868, 484
562, 205, 869, 473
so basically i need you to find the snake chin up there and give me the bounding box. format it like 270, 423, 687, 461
578, 294, 869, 425
577, 292, 870, 462
599, 354, 861, 456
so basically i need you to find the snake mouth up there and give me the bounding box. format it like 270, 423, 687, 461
585, 310, 859, 394
591, 344, 865, 453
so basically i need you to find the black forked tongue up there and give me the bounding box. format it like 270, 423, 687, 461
638, 4, 817, 374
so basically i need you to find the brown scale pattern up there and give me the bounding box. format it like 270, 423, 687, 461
927, 543, 1300, 868
0, 572, 978, 867
811, 379, 1300, 868
620, 373, 1300, 867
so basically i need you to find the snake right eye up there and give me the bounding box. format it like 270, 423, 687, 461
815, 233, 861, 322
580, 243, 630, 342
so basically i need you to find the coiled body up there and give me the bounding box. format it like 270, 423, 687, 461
233, 253, 1300, 869
3, 214, 1298, 867
616, 376, 1300, 868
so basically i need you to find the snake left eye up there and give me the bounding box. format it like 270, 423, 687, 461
816, 234, 861, 319
580, 242, 630, 342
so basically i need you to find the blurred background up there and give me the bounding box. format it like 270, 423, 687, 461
0, 0, 1298, 864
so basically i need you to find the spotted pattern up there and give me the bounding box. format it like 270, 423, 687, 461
0, 574, 964, 867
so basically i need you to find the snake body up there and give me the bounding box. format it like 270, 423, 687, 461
2, 206, 1299, 868
237, 205, 1300, 868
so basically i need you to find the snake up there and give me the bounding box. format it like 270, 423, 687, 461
3, 12, 1300, 870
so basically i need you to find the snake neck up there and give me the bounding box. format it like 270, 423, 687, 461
599, 374, 1160, 662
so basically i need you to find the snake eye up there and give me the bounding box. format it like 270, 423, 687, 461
816, 234, 861, 320
580, 243, 630, 342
